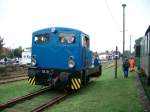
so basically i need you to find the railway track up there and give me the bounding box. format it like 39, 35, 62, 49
0, 74, 27, 80
0, 86, 68, 112
31, 94, 67, 112
0, 87, 50, 111
102, 60, 122, 70
0, 73, 28, 84
0, 76, 28, 84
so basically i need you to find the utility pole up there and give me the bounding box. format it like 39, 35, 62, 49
130, 35, 131, 54
122, 4, 126, 60
115, 46, 118, 79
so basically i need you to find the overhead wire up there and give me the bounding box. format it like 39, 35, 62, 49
105, 0, 120, 32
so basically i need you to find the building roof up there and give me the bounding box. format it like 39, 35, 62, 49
145, 25, 150, 35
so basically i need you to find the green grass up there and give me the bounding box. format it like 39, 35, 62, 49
45, 67, 143, 112
0, 80, 41, 103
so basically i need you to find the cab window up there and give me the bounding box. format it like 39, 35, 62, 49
34, 33, 49, 44
59, 33, 75, 44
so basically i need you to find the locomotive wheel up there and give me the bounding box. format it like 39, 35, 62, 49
82, 70, 89, 85
64, 85, 73, 93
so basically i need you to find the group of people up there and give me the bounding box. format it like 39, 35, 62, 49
122, 57, 135, 78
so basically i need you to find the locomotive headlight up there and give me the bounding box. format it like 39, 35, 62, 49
68, 56, 75, 68
31, 57, 36, 66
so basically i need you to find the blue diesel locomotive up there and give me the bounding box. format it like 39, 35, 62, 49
28, 27, 102, 90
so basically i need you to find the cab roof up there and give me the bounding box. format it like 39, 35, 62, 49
32, 27, 87, 36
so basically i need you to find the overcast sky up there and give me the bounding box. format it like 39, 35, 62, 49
0, 0, 150, 53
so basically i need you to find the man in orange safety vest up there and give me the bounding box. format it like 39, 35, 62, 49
129, 57, 135, 72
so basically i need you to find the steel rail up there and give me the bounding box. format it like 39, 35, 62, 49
0, 76, 28, 84
0, 87, 50, 110
31, 94, 67, 112
0, 74, 27, 80
103, 62, 122, 70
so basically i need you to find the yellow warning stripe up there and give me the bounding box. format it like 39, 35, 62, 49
29, 79, 32, 84
71, 85, 74, 89
28, 77, 35, 85
28, 78, 31, 84
70, 78, 81, 90
74, 79, 80, 89
32, 81, 35, 85
72, 79, 78, 90
30, 77, 35, 85
78, 79, 81, 84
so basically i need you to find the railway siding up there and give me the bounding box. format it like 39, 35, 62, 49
0, 65, 28, 84
0, 76, 28, 84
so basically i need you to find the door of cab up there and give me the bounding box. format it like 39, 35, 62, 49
81, 35, 89, 68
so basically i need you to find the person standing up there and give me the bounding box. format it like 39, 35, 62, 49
4, 56, 7, 65
129, 57, 135, 72
123, 58, 129, 78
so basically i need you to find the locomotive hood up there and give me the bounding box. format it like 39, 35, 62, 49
31, 44, 79, 70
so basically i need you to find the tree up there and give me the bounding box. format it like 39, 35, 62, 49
13, 46, 22, 58
135, 37, 143, 46
0, 36, 4, 53
124, 50, 131, 58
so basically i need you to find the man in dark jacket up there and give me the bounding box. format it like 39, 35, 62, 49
123, 58, 129, 78
4, 57, 7, 65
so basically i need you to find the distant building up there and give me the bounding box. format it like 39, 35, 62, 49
99, 50, 120, 61
20, 47, 31, 65
99, 54, 107, 60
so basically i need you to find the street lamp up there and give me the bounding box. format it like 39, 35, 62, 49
122, 3, 126, 60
